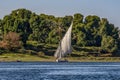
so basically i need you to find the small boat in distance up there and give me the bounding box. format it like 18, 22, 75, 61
54, 22, 73, 62
16, 60, 22, 62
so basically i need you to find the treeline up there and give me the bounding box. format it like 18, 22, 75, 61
0, 8, 120, 55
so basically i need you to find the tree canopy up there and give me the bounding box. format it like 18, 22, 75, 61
0, 8, 120, 54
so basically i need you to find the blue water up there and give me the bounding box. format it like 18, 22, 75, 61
0, 62, 120, 80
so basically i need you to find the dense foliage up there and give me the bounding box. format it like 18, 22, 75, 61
0, 8, 120, 55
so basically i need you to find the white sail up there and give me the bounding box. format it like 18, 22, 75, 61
54, 22, 73, 59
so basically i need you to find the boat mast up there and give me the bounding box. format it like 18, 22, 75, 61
58, 24, 62, 59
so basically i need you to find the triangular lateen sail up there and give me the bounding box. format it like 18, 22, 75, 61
54, 22, 73, 59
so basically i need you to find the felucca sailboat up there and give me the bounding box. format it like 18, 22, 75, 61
54, 22, 73, 62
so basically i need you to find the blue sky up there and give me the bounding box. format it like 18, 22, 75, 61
0, 0, 120, 28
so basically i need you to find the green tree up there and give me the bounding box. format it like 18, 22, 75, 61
73, 13, 83, 25
3, 15, 15, 34
101, 35, 118, 53
29, 13, 41, 41
15, 19, 32, 45
11, 8, 32, 20
72, 23, 86, 46
99, 18, 119, 52
2, 9, 32, 46
47, 29, 59, 44
84, 15, 100, 46
99, 18, 109, 35
39, 19, 52, 43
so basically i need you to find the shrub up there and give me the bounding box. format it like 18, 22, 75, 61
0, 32, 22, 51
18, 48, 26, 53
26, 50, 37, 55
37, 51, 45, 56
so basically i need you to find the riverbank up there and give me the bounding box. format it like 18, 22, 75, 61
0, 53, 120, 62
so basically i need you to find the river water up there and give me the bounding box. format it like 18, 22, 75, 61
0, 62, 120, 80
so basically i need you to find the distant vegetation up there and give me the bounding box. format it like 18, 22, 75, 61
0, 8, 120, 57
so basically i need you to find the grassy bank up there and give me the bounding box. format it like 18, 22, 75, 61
0, 41, 120, 62
0, 53, 120, 62
0, 53, 55, 62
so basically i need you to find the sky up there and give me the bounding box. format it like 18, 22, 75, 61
0, 0, 120, 28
